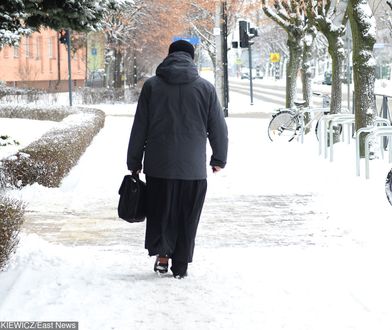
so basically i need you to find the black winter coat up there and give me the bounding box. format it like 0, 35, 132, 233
127, 51, 228, 180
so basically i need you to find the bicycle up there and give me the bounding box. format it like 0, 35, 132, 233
267, 93, 333, 142
386, 168, 392, 206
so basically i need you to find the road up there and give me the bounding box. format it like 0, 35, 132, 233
229, 78, 392, 116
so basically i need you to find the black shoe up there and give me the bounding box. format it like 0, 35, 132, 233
154, 256, 169, 274
171, 260, 188, 279
173, 272, 188, 279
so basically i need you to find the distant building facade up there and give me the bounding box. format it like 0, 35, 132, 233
0, 28, 86, 92
86, 32, 105, 87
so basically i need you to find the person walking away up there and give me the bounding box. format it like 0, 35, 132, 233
127, 40, 228, 279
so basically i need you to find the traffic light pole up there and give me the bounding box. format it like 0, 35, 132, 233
248, 43, 254, 105
66, 29, 73, 106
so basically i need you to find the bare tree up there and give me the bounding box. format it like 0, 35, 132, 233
307, 0, 349, 115
261, 0, 307, 108
348, 0, 378, 156
185, 0, 246, 71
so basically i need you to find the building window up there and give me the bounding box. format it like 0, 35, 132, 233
13, 45, 19, 58
25, 37, 31, 58
51, 36, 57, 59
48, 37, 53, 58
36, 37, 41, 60
3, 47, 9, 58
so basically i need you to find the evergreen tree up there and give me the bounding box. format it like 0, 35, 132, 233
0, 0, 30, 47
0, 0, 113, 48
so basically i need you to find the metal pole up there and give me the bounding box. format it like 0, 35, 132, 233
133, 52, 137, 87
66, 29, 73, 106
214, 2, 225, 112
248, 43, 254, 105
222, 0, 229, 117
346, 24, 351, 112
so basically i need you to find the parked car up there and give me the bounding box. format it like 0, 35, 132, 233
322, 71, 332, 85
240, 70, 263, 79
241, 72, 250, 79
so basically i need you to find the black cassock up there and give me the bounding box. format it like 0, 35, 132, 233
145, 176, 207, 266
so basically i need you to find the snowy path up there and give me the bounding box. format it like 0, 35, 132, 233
2, 94, 392, 329
15, 114, 338, 248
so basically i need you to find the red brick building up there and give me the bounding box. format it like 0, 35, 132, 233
0, 29, 86, 92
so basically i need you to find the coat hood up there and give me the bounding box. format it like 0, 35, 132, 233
156, 51, 199, 85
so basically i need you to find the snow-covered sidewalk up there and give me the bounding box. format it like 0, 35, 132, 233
1, 92, 392, 329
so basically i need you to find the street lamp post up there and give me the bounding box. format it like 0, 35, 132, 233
222, 0, 229, 117
66, 29, 73, 107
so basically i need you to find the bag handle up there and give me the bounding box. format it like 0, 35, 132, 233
131, 170, 140, 179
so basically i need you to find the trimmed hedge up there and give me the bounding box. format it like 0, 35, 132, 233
0, 83, 43, 102
0, 104, 76, 122
0, 105, 105, 188
77, 87, 140, 104
0, 195, 25, 270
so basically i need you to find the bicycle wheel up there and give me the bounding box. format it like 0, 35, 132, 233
386, 168, 392, 206
314, 120, 343, 142
268, 110, 299, 142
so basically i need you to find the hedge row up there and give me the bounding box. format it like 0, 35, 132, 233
0, 104, 77, 122
77, 87, 140, 104
0, 105, 105, 188
0, 83, 43, 101
0, 195, 25, 270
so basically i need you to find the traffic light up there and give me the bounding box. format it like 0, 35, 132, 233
239, 20, 249, 48
59, 30, 69, 44
249, 27, 258, 38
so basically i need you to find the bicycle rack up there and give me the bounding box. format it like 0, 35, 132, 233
319, 113, 353, 159
298, 107, 330, 144
355, 122, 392, 179
328, 115, 355, 162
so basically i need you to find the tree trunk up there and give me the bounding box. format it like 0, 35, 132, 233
302, 43, 313, 107
328, 35, 344, 115
348, 0, 377, 156
301, 30, 316, 133
286, 36, 302, 108
113, 48, 123, 89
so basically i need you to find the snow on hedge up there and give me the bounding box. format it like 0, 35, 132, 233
0, 104, 77, 122
0, 105, 105, 188
0, 195, 25, 271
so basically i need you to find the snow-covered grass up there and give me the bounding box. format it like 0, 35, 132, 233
0, 88, 391, 329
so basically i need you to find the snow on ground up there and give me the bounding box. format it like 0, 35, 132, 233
0, 85, 392, 329
0, 118, 58, 159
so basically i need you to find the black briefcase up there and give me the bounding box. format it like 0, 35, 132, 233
118, 174, 147, 223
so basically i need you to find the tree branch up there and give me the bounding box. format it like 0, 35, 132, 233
188, 20, 215, 50
261, 0, 290, 31
341, 4, 349, 27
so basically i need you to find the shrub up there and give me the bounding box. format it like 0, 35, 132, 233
0, 104, 77, 122
0, 106, 105, 188
77, 87, 140, 104
0, 195, 25, 271
0, 83, 43, 102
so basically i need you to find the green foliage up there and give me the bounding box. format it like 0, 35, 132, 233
0, 0, 118, 47
24, 0, 109, 32
0, 0, 31, 47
